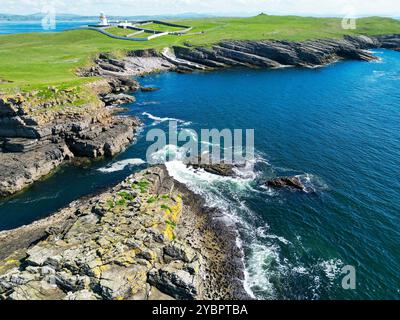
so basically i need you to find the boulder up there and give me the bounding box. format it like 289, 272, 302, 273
163, 241, 197, 263
266, 176, 305, 191
98, 264, 148, 300
185, 156, 241, 177
148, 261, 200, 300
64, 289, 100, 300
101, 93, 135, 106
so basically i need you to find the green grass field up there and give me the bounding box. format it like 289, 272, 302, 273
142, 22, 186, 32
105, 27, 137, 37
1, 15, 399, 94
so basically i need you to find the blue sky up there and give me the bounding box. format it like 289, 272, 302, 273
1, 0, 399, 17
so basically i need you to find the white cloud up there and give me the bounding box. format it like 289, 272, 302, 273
1, 0, 400, 17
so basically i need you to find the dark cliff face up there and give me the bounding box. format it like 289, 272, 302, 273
170, 35, 400, 71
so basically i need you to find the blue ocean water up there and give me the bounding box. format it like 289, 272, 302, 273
0, 20, 92, 34
0, 47, 399, 299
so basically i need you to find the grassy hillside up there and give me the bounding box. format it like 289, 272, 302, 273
0, 15, 399, 94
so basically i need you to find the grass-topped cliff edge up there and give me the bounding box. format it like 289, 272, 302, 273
1, 15, 399, 97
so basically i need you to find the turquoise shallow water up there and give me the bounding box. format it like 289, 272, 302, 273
0, 49, 399, 299
0, 21, 92, 34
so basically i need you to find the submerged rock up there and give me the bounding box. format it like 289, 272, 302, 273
140, 87, 160, 92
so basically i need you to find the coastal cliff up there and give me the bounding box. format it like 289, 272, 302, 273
0, 166, 248, 300
83, 35, 400, 77
0, 77, 140, 198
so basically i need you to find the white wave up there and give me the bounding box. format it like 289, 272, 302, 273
136, 101, 160, 106
297, 173, 329, 193
10, 192, 62, 204
256, 225, 291, 244
142, 112, 192, 126
243, 243, 279, 299
180, 128, 198, 142
98, 158, 145, 173
148, 145, 189, 164
319, 258, 344, 282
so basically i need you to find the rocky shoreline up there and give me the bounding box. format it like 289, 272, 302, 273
0, 166, 249, 300
82, 35, 400, 77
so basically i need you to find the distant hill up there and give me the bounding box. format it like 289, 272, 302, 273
0, 12, 214, 22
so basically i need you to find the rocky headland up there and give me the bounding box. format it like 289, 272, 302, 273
0, 166, 248, 300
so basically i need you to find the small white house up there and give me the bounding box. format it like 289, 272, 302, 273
118, 20, 133, 28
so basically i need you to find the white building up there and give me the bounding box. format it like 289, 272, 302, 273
118, 20, 133, 28
98, 12, 109, 27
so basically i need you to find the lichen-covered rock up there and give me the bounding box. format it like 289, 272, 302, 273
163, 241, 197, 263
0, 167, 229, 300
148, 261, 200, 300
64, 289, 100, 300
100, 93, 136, 106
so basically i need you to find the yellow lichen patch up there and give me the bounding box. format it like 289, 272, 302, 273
92, 264, 110, 278
164, 225, 175, 242
162, 196, 183, 242
115, 250, 136, 267
0, 252, 24, 275
126, 268, 148, 296
5, 259, 18, 265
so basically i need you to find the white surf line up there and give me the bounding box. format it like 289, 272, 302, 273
142, 112, 192, 126
98, 158, 146, 173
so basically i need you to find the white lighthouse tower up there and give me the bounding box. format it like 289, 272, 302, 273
98, 12, 109, 27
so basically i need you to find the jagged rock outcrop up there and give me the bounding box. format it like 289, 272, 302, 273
0, 166, 248, 300
100, 93, 136, 106
266, 176, 306, 191
185, 156, 243, 177
0, 142, 74, 197
79, 50, 175, 78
